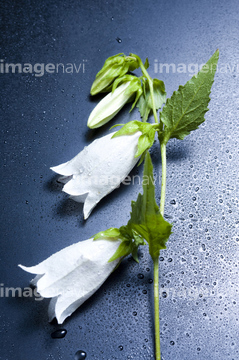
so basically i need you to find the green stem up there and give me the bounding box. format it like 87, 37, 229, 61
159, 141, 167, 216
153, 257, 161, 360
153, 142, 167, 360
130, 53, 158, 124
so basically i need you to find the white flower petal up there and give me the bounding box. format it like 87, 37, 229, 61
19, 238, 121, 324
51, 131, 141, 219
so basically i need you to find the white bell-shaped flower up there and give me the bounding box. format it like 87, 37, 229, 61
19, 237, 121, 324
50, 131, 141, 219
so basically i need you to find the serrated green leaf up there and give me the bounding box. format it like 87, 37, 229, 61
160, 50, 219, 142
94, 227, 120, 240
129, 152, 173, 259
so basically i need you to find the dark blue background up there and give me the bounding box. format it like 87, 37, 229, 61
0, 0, 239, 359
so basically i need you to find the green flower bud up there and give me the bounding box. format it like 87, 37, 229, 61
88, 75, 142, 129
90, 53, 139, 95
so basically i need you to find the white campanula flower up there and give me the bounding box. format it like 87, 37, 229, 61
19, 237, 121, 324
50, 131, 141, 219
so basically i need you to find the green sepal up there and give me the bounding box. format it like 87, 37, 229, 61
112, 120, 157, 158
129, 152, 173, 259
108, 240, 133, 262
94, 224, 145, 263
108, 225, 145, 263
144, 57, 149, 70
93, 227, 121, 240
160, 49, 219, 143
137, 78, 166, 122
135, 128, 156, 157
90, 53, 140, 95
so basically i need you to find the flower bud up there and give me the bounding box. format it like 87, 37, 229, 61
90, 53, 139, 95
88, 76, 142, 129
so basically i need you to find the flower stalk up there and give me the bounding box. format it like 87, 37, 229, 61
130, 53, 159, 124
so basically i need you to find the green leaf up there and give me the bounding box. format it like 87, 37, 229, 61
137, 78, 166, 122
94, 227, 120, 240
160, 50, 219, 142
129, 152, 173, 259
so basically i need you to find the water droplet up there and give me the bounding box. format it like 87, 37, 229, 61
170, 199, 176, 205
116, 37, 122, 43
159, 257, 164, 261
148, 279, 153, 284
118, 345, 123, 351
74, 350, 87, 360
142, 290, 147, 294
170, 340, 175, 345
162, 292, 167, 298
51, 329, 67, 339
168, 258, 172, 262
133, 311, 137, 316
25, 200, 29, 204
137, 273, 144, 279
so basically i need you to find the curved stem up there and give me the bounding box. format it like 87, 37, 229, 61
154, 257, 161, 360
130, 53, 158, 124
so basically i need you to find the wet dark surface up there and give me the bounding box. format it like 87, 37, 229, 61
0, 0, 239, 359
